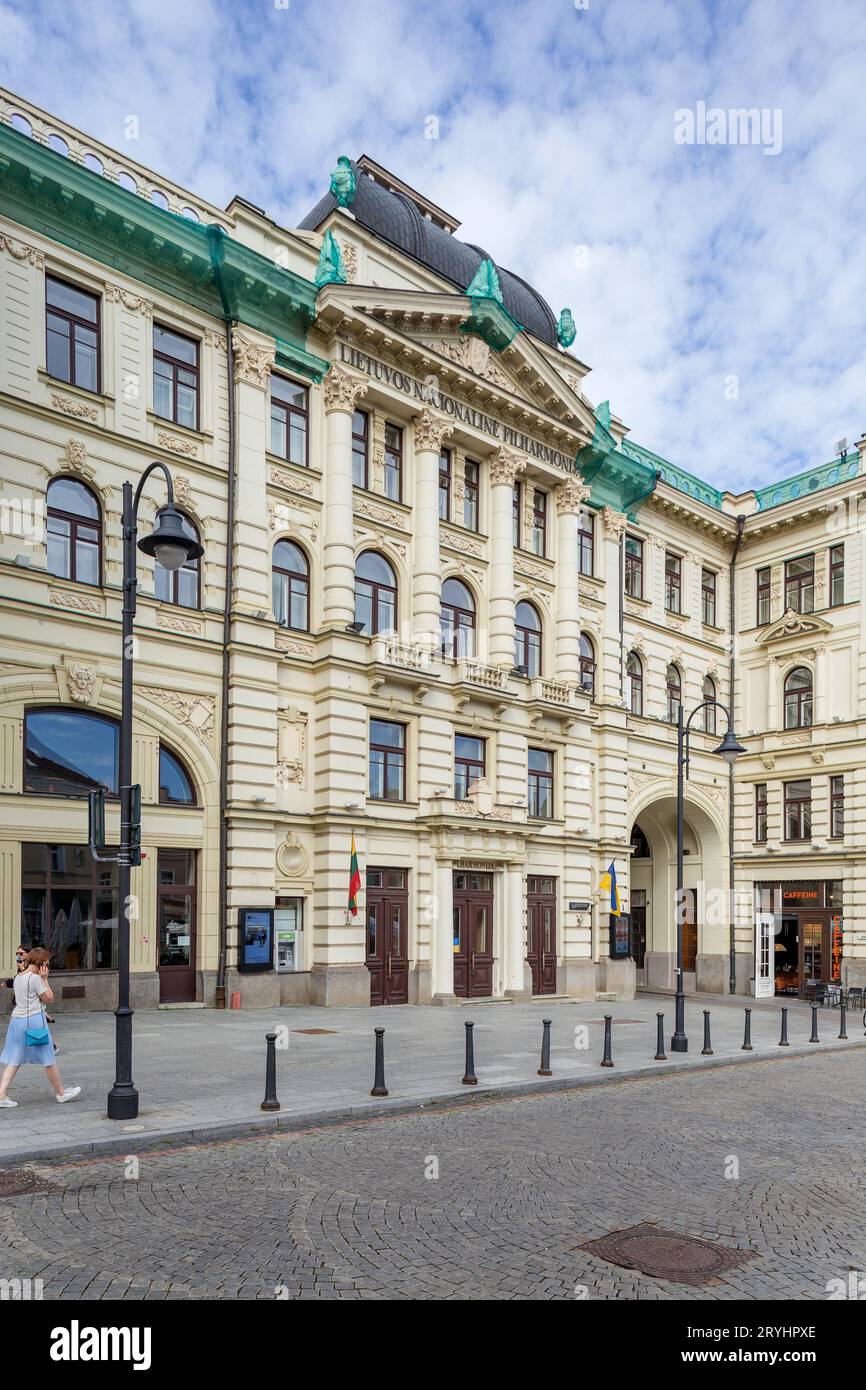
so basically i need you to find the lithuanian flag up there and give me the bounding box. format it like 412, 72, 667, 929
348, 833, 361, 917
599, 861, 622, 916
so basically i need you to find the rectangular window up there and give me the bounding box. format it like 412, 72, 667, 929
46, 275, 100, 393
512, 483, 521, 548
578, 508, 594, 576
438, 449, 451, 521
701, 568, 717, 626
783, 779, 811, 841
369, 720, 406, 802
755, 783, 768, 842
352, 410, 368, 488
830, 774, 844, 838
528, 747, 554, 819
463, 460, 479, 531
785, 554, 814, 614
756, 566, 771, 626
21, 842, 118, 971
384, 422, 402, 501
664, 553, 682, 613
531, 490, 547, 558
830, 544, 845, 607
624, 535, 643, 598
269, 375, 308, 466
153, 324, 199, 430
454, 734, 485, 798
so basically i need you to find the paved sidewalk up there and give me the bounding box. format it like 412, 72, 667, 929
0, 992, 861, 1163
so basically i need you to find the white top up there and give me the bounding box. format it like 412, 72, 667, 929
12, 971, 48, 1019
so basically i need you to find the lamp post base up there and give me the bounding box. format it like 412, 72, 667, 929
106, 1085, 140, 1121
670, 1035, 688, 1053
670, 991, 688, 1052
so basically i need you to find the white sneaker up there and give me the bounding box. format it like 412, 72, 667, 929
0, 1097, 17, 1108
56, 1086, 81, 1104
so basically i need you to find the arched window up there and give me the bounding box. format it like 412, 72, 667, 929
154, 511, 200, 608
47, 133, 69, 157
703, 675, 717, 733
10, 113, 33, 137
784, 666, 813, 729
46, 477, 101, 584
440, 577, 476, 658
25, 708, 118, 796
579, 634, 596, 698
514, 600, 542, 676
150, 189, 170, 210
272, 540, 309, 631
117, 171, 137, 193
354, 551, 397, 635
83, 152, 104, 175
666, 664, 682, 724
159, 745, 196, 805
627, 651, 643, 716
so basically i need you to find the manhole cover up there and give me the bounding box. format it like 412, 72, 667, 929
581, 1223, 755, 1286
0, 1168, 60, 1198
292, 1028, 337, 1035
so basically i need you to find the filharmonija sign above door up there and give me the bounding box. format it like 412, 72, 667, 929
337, 340, 580, 475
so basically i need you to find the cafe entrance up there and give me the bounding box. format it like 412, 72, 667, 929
757, 881, 843, 997
452, 872, 494, 998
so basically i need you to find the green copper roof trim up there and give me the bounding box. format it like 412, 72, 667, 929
459, 257, 520, 351
314, 227, 346, 288
621, 439, 725, 511
754, 452, 861, 511
275, 338, 329, 383
577, 404, 656, 520
0, 121, 318, 351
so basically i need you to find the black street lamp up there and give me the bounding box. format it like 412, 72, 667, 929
106, 462, 203, 1121
670, 701, 745, 1054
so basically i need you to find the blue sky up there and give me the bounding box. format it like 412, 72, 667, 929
3, 0, 866, 492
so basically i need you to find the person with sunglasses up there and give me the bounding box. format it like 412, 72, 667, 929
0, 948, 80, 1108
2, 947, 58, 1047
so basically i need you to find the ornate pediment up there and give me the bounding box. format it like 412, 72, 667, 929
755, 607, 833, 646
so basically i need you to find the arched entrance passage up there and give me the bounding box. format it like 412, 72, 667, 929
628, 791, 727, 994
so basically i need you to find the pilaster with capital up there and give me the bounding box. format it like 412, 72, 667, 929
413, 410, 453, 646
489, 448, 525, 666
323, 365, 368, 627
555, 475, 591, 682
601, 505, 627, 699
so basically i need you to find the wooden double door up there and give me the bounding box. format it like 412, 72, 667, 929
527, 876, 557, 995
453, 872, 494, 997
365, 868, 409, 1006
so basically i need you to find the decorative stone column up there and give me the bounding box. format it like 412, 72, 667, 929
412, 409, 453, 649
554, 475, 591, 683
601, 505, 628, 700
432, 860, 456, 1003
322, 364, 368, 628
489, 447, 525, 667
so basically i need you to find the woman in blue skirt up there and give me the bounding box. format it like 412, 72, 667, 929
0, 948, 80, 1108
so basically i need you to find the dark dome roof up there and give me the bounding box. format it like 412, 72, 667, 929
299, 161, 559, 347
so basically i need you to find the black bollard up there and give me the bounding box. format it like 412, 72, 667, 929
600, 1014, 614, 1068
838, 999, 848, 1041
370, 1026, 389, 1097
654, 1012, 667, 1061
462, 1020, 478, 1085
537, 1018, 552, 1077
779, 1007, 789, 1047
701, 1010, 713, 1056
261, 1031, 280, 1112
741, 1007, 753, 1051
809, 1004, 820, 1043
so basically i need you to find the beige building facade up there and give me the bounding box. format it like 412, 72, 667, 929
1, 89, 864, 1012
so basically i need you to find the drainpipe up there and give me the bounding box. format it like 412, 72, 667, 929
207, 225, 236, 1009
728, 514, 746, 994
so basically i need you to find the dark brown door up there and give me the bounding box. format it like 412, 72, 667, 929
800, 912, 833, 989
365, 868, 409, 1006
527, 876, 557, 995
452, 872, 494, 998
682, 887, 697, 973
157, 849, 197, 1003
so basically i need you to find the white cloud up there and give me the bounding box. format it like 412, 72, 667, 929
2, 0, 865, 491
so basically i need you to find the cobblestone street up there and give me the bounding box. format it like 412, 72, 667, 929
2, 1049, 864, 1301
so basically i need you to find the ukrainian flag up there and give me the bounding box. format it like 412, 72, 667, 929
598, 862, 622, 916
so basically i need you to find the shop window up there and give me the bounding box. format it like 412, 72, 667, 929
21, 842, 118, 971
